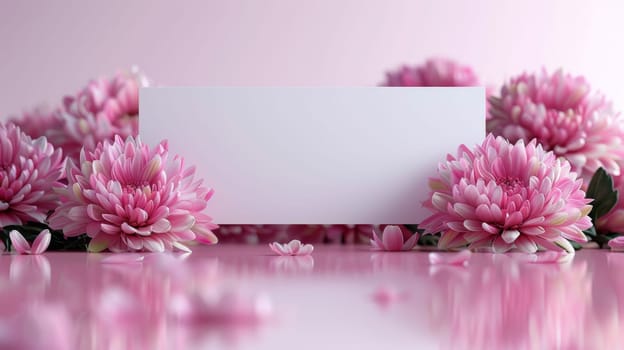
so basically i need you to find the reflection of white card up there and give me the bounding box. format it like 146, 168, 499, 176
140, 87, 484, 224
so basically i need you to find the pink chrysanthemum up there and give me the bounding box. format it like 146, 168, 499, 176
383, 58, 479, 87
9, 106, 65, 142
57, 69, 147, 163
48, 136, 218, 252
11, 69, 148, 164
487, 69, 624, 183
420, 134, 592, 253
0, 123, 65, 227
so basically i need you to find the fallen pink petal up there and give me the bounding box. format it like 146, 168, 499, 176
268, 240, 314, 256
9, 229, 51, 255
370, 225, 419, 251
428, 250, 472, 266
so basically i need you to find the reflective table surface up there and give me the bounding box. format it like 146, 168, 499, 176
1, 245, 622, 349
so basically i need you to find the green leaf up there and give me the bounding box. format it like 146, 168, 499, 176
403, 224, 424, 234
418, 233, 440, 246
585, 167, 619, 221
583, 226, 597, 237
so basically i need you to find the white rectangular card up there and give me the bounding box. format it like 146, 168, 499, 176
139, 87, 484, 224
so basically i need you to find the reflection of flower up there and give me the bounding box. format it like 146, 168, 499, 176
49, 136, 218, 252
370, 225, 419, 251
382, 58, 479, 87
512, 250, 574, 264
428, 250, 471, 266
371, 286, 409, 308
0, 302, 74, 350
270, 255, 315, 273
488, 69, 624, 183
269, 239, 314, 256
0, 123, 65, 227
9, 229, 51, 255
12, 69, 148, 164
428, 258, 591, 350
9, 254, 51, 293
172, 290, 272, 325
0, 245, 277, 349
421, 134, 592, 253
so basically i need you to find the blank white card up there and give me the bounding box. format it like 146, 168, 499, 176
139, 87, 484, 224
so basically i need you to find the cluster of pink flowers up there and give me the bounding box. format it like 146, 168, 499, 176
0, 69, 220, 253
4, 60, 624, 254
485, 68, 624, 244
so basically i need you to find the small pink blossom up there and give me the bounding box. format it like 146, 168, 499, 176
49, 136, 218, 253
268, 239, 314, 256
428, 250, 472, 266
9, 229, 51, 255
383, 58, 480, 87
421, 134, 592, 253
608, 236, 624, 251
370, 225, 419, 251
0, 123, 65, 227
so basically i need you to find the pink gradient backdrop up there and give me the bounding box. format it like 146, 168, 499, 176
1, 0, 623, 115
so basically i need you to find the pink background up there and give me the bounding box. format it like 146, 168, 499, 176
1, 0, 623, 115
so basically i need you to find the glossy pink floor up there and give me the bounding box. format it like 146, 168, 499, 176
1, 245, 622, 349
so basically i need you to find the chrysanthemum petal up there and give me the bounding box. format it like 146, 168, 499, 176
515, 235, 538, 253
31, 229, 51, 255
501, 229, 520, 244
402, 232, 420, 250
381, 226, 404, 251
9, 230, 31, 254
